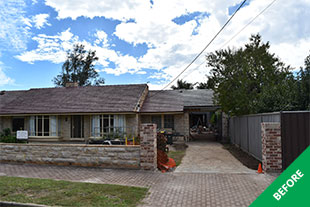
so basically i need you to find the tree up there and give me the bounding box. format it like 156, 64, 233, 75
171, 79, 194, 90
296, 53, 310, 110
206, 34, 295, 116
53, 44, 104, 87
196, 82, 208, 89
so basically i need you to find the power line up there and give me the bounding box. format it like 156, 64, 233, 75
149, 0, 248, 98
220, 0, 277, 49
183, 0, 278, 81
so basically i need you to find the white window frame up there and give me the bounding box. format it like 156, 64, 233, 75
29, 115, 58, 137
91, 115, 126, 138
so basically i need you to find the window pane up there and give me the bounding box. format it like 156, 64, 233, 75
164, 115, 174, 129
50, 116, 57, 136
110, 117, 114, 127
110, 116, 114, 133
103, 118, 109, 133
92, 115, 100, 137
29, 116, 35, 136
151, 115, 162, 129
44, 117, 50, 136
38, 116, 42, 136
12, 118, 24, 132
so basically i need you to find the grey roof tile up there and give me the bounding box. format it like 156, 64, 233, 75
0, 84, 147, 115
140, 89, 215, 112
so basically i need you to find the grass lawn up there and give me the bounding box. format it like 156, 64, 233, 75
0, 176, 148, 207
168, 150, 186, 166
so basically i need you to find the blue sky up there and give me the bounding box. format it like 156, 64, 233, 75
0, 0, 309, 90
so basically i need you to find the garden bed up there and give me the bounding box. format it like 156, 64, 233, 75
223, 144, 260, 170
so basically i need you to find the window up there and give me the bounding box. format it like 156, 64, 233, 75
91, 115, 125, 137
12, 118, 25, 132
164, 115, 174, 129
29, 116, 57, 137
151, 115, 162, 129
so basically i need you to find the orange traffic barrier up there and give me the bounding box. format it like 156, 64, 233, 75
257, 163, 263, 173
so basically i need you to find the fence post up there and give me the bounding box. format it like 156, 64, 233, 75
261, 122, 282, 172
140, 123, 157, 170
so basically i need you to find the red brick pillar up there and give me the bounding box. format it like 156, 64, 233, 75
261, 122, 282, 173
140, 123, 157, 170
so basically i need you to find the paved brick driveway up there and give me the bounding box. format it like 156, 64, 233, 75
0, 162, 276, 207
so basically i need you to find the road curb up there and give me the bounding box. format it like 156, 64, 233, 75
0, 201, 51, 207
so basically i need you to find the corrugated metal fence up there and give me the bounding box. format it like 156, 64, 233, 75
229, 112, 281, 161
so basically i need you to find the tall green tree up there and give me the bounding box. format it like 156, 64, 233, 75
296, 53, 310, 110
53, 44, 105, 87
171, 79, 194, 90
206, 34, 295, 116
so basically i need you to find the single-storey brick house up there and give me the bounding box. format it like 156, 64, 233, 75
0, 84, 217, 142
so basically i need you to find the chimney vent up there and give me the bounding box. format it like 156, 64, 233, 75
65, 82, 79, 87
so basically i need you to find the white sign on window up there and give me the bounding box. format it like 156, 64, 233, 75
17, 130, 28, 140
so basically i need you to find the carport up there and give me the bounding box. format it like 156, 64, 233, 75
186, 106, 221, 142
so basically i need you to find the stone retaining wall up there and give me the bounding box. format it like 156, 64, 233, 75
0, 143, 140, 169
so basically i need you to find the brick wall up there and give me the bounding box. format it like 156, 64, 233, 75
261, 122, 282, 172
0, 143, 140, 169
140, 123, 157, 170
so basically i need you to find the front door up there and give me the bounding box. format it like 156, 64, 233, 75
71, 115, 84, 138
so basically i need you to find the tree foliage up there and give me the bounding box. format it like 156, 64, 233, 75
206, 34, 296, 116
196, 82, 208, 89
53, 44, 104, 87
171, 79, 194, 90
296, 54, 310, 110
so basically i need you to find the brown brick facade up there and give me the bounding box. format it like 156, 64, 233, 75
140, 123, 157, 170
261, 122, 282, 173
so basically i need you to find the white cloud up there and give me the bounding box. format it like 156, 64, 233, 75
0, 62, 14, 86
32, 14, 51, 29
28, 0, 310, 89
45, 0, 150, 20
16, 29, 76, 64
16, 28, 144, 76
0, 0, 30, 52
94, 30, 109, 46
21, 14, 51, 30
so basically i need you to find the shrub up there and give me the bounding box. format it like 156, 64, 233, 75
0, 128, 17, 143
157, 133, 168, 152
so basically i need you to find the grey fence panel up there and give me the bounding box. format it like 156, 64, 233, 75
229, 117, 235, 144
229, 112, 281, 161
240, 116, 248, 152
235, 117, 241, 146
261, 114, 281, 122
247, 116, 262, 160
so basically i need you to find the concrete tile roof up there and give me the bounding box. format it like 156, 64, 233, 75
140, 89, 215, 113
0, 84, 147, 115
